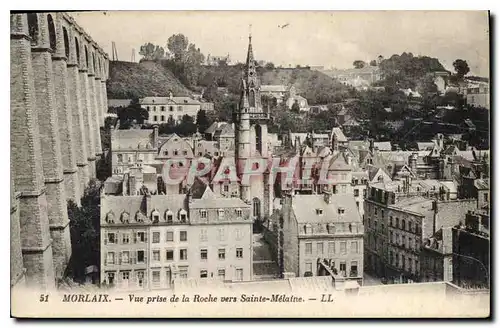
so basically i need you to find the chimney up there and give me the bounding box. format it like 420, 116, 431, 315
323, 190, 333, 204
153, 125, 158, 148
169, 91, 173, 100
295, 136, 301, 152
432, 200, 438, 235
332, 130, 339, 152
128, 175, 137, 196
409, 152, 418, 172
345, 151, 352, 165
369, 138, 375, 154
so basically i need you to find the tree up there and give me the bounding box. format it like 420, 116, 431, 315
453, 59, 470, 79
353, 60, 366, 69
176, 114, 197, 136
196, 109, 210, 134
167, 34, 189, 62
66, 180, 101, 283
291, 100, 300, 113
370, 60, 377, 66
265, 62, 275, 70
139, 42, 165, 61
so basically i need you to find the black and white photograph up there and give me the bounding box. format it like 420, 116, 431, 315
10, 10, 490, 318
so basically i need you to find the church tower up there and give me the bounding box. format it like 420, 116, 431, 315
234, 33, 271, 221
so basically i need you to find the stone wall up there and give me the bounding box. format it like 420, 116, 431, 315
10, 12, 109, 289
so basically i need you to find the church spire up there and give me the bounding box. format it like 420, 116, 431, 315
246, 28, 254, 67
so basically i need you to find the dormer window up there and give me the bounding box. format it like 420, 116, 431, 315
166, 211, 174, 223
304, 224, 313, 234
179, 209, 187, 223
200, 210, 207, 219
338, 207, 345, 215
316, 209, 323, 215
152, 210, 160, 223
121, 212, 129, 224
135, 211, 144, 223
106, 212, 115, 224
236, 208, 242, 218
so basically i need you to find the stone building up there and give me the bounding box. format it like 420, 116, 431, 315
364, 179, 478, 284
100, 175, 253, 290
10, 12, 108, 289
276, 192, 364, 285
140, 94, 213, 124
452, 209, 490, 289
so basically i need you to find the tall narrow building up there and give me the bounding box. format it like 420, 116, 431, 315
234, 34, 272, 221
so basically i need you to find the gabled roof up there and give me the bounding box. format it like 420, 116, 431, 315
112, 129, 154, 150
331, 127, 348, 143
373, 141, 392, 151
474, 178, 489, 190
416, 142, 436, 151
328, 152, 351, 171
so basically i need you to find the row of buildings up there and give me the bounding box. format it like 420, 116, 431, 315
100, 34, 489, 292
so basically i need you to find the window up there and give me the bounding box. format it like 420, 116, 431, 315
350, 261, 358, 277
107, 233, 116, 244
122, 251, 129, 264
174, 150, 179, 156
223, 184, 229, 192
218, 248, 226, 260
340, 261, 347, 276
164, 150, 169, 156
122, 233, 130, 244
381, 210, 385, 219
107, 272, 115, 285
356, 201, 359, 209
363, 189, 367, 197
317, 242, 324, 255
390, 231, 393, 243
409, 237, 413, 250
153, 115, 158, 121
305, 262, 312, 273
200, 249, 208, 260
200, 210, 207, 219
106, 252, 115, 265
166, 231, 174, 242
166, 249, 174, 261
316, 209, 323, 215
178, 106, 183, 112
354, 189, 359, 197
200, 229, 208, 242
137, 250, 145, 263
340, 242, 347, 254
236, 248, 243, 258
169, 106, 174, 112
341, 185, 346, 194
166, 213, 173, 223
328, 242, 335, 254
390, 216, 393, 227
236, 209, 242, 218
117, 154, 123, 163
153, 250, 160, 262
137, 271, 144, 288
305, 243, 312, 255
338, 208, 345, 215
374, 207, 378, 215
351, 241, 358, 254
179, 249, 188, 260
180, 231, 187, 242
217, 228, 226, 241
137, 232, 146, 243
152, 270, 160, 287
235, 268, 243, 281
200, 270, 208, 278
179, 266, 188, 278
218, 269, 226, 280
218, 209, 225, 219
396, 218, 399, 228
402, 219, 406, 231
152, 232, 160, 244
484, 193, 489, 202
180, 211, 187, 223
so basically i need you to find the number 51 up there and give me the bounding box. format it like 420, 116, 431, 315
39, 294, 49, 302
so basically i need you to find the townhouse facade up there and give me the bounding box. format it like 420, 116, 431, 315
100, 176, 253, 291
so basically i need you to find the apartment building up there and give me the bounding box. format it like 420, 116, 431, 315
140, 93, 214, 124
100, 176, 252, 290
278, 192, 364, 286
364, 178, 477, 284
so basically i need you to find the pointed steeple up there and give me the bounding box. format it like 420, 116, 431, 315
246, 32, 255, 68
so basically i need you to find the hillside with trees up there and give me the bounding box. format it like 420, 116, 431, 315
107, 60, 192, 99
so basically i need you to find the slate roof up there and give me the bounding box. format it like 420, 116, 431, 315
292, 194, 362, 225
112, 129, 154, 150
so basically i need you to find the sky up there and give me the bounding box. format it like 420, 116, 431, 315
73, 11, 490, 76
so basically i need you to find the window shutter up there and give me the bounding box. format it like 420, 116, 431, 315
144, 251, 148, 264
131, 251, 137, 264
144, 232, 148, 243
119, 252, 122, 265
133, 233, 137, 243
104, 234, 108, 245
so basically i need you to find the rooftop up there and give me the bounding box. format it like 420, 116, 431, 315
292, 193, 361, 225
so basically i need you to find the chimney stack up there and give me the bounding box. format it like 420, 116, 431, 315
432, 200, 438, 235
323, 190, 333, 204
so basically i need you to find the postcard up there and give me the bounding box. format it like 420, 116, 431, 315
10, 10, 490, 318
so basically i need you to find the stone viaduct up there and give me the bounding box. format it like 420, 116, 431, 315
10, 12, 109, 289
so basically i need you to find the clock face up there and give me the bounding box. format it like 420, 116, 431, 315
249, 71, 254, 77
